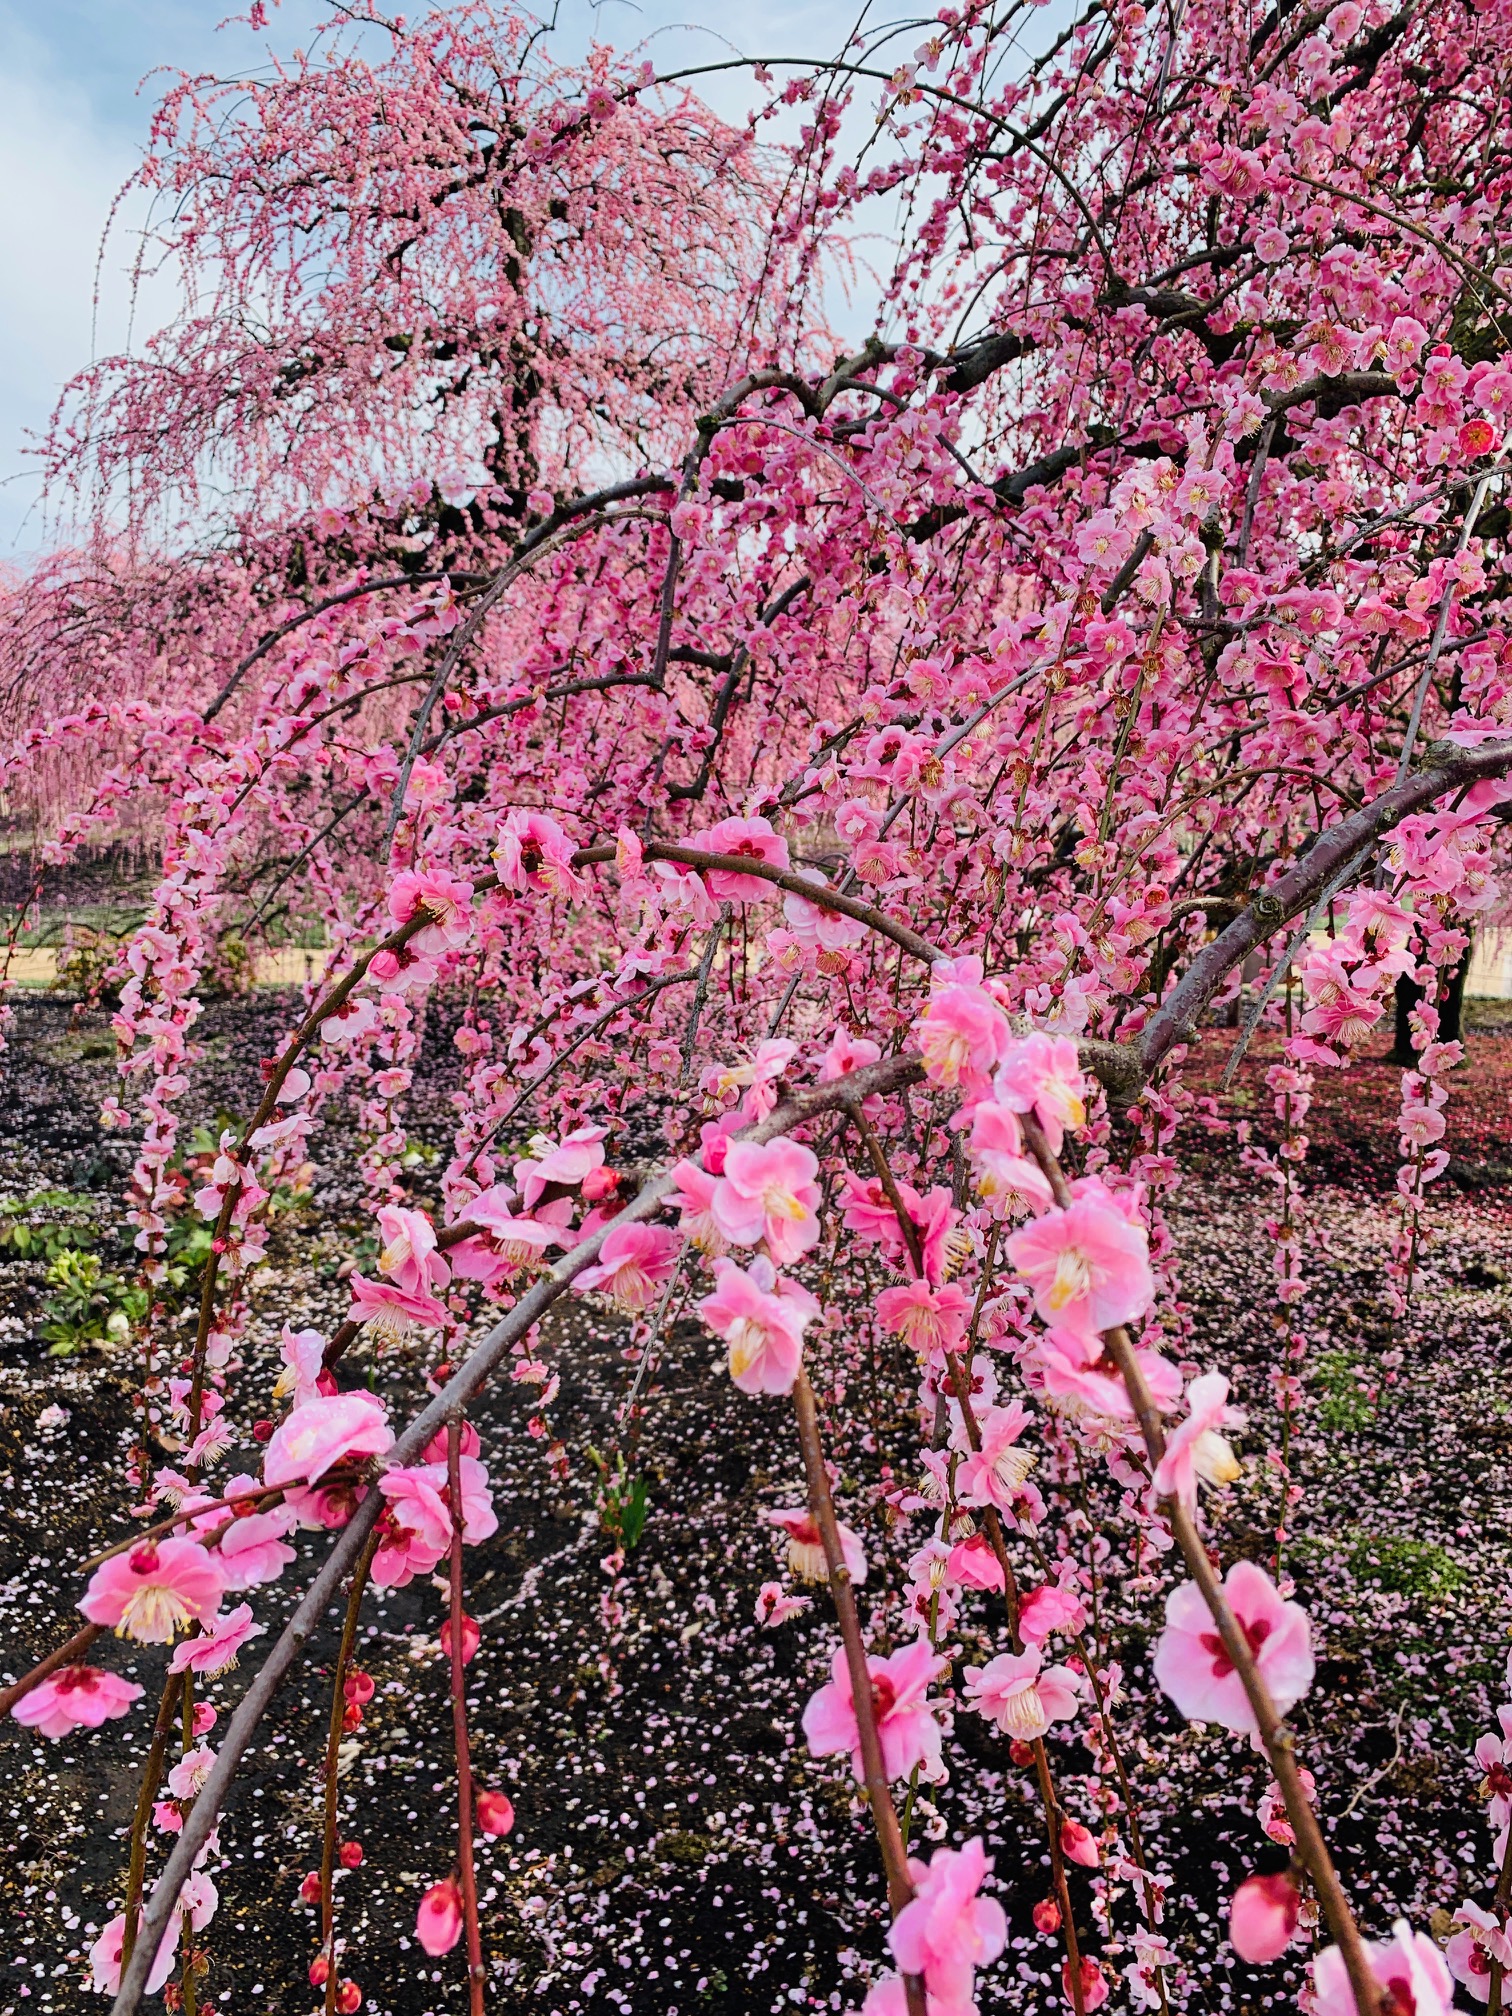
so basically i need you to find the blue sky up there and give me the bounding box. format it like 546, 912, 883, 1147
0, 0, 1056, 553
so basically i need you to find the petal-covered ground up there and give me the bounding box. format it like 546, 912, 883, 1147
0, 996, 1509, 2016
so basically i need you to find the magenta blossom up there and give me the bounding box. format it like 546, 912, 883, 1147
1152, 1372, 1244, 1511
947, 1531, 1005, 1591
1034, 1324, 1183, 1422
803, 1636, 945, 1784
11, 1664, 143, 1740
993, 1031, 1087, 1153
888, 1837, 1007, 2014
1313, 1924, 1453, 2016
1018, 1581, 1087, 1646
263, 1391, 394, 1488
80, 1537, 224, 1645
169, 1602, 263, 1676
963, 1647, 1081, 1740
711, 1136, 822, 1264
573, 1220, 679, 1312
415, 1877, 464, 1956
698, 1254, 819, 1396
688, 814, 790, 900
755, 1581, 813, 1628
1006, 1185, 1153, 1337
371, 1467, 453, 1588
215, 1491, 298, 1591
1446, 1902, 1512, 2001
668, 1157, 729, 1257
514, 1123, 608, 1208
1152, 1559, 1315, 1735
387, 867, 474, 953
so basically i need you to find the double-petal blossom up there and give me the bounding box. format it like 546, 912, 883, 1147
963, 1647, 1081, 1741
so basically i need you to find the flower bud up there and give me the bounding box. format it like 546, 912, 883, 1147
1033, 1897, 1062, 1934
416, 1878, 464, 1956
336, 1981, 362, 2014
299, 1871, 322, 1904
309, 1954, 331, 1986
440, 1613, 481, 1665
477, 1790, 515, 1837
339, 1840, 364, 1869
1229, 1871, 1301, 1963
1060, 1819, 1100, 1868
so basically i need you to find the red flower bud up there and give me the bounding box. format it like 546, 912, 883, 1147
344, 1669, 375, 1704
339, 1840, 364, 1868
251, 1419, 274, 1443
336, 1981, 363, 2014
440, 1612, 481, 1665
299, 1871, 322, 1904
1033, 1897, 1062, 1934
1229, 1871, 1301, 1963
1009, 1738, 1036, 1767
476, 1789, 515, 1837
309, 1954, 331, 1987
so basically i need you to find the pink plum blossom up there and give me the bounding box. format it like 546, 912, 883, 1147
573, 1220, 679, 1312
803, 1636, 945, 1784
698, 1254, 819, 1395
215, 1498, 298, 1590
764, 1507, 867, 1584
89, 1911, 180, 1996
710, 1136, 822, 1264
346, 1272, 449, 1343
1313, 1924, 1454, 2016
11, 1665, 143, 1740
374, 1205, 450, 1295
387, 867, 474, 953
668, 1158, 729, 1256
263, 1391, 394, 1488
956, 1401, 1037, 1513
755, 1581, 813, 1628
1152, 1372, 1244, 1511
876, 1279, 972, 1357
421, 1453, 498, 1543
963, 1647, 1081, 1740
688, 814, 790, 900
1018, 1582, 1088, 1646
993, 1031, 1087, 1153
1152, 1559, 1315, 1735
888, 1837, 1007, 2013
915, 962, 1012, 1103
494, 808, 585, 897
1446, 1903, 1512, 2000
947, 1531, 1006, 1591
515, 1124, 608, 1207
371, 1467, 453, 1587
968, 1102, 1055, 1219
1229, 1872, 1301, 1963
1006, 1185, 1153, 1337
169, 1603, 263, 1675
80, 1537, 224, 1645
273, 1324, 328, 1407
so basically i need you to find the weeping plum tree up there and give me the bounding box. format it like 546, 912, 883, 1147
2, 0, 1512, 2011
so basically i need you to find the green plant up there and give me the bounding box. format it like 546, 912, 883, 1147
1313, 1350, 1379, 1432
1346, 1530, 1467, 1602
39, 1249, 147, 1356
0, 1189, 100, 1261
586, 1447, 651, 1551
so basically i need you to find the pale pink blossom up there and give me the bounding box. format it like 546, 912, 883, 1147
1034, 1325, 1183, 1421
166, 1746, 215, 1800
963, 1647, 1081, 1740
916, 965, 1012, 1103
711, 1136, 822, 1264
374, 1205, 450, 1295
1065, 1955, 1111, 2010
968, 1102, 1055, 1219
1153, 1559, 1315, 1735
764, 1507, 867, 1584
1446, 1902, 1512, 2000
1229, 1871, 1301, 1963
320, 994, 380, 1046
1313, 1924, 1453, 2016
668, 1157, 729, 1256
803, 1636, 945, 1783
346, 1272, 448, 1343
688, 814, 790, 900
273, 1324, 328, 1407
993, 1032, 1087, 1153
819, 1028, 882, 1080
698, 1254, 819, 1395
755, 1581, 813, 1628
371, 1467, 453, 1587
416, 1877, 464, 1956
573, 1219, 679, 1312
215, 1498, 298, 1590
1006, 1186, 1153, 1337
262, 1391, 394, 1488
89, 1911, 180, 1996
1152, 1372, 1244, 1511
421, 1453, 498, 1543
11, 1665, 143, 1740
80, 1537, 224, 1645
956, 1401, 1037, 1513
169, 1603, 263, 1675
514, 1124, 608, 1207
451, 1188, 560, 1278
888, 1837, 1007, 2013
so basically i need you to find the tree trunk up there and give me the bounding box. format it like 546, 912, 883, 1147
1388, 935, 1473, 1064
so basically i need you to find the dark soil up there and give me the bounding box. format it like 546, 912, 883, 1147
1, 992, 1510, 2016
